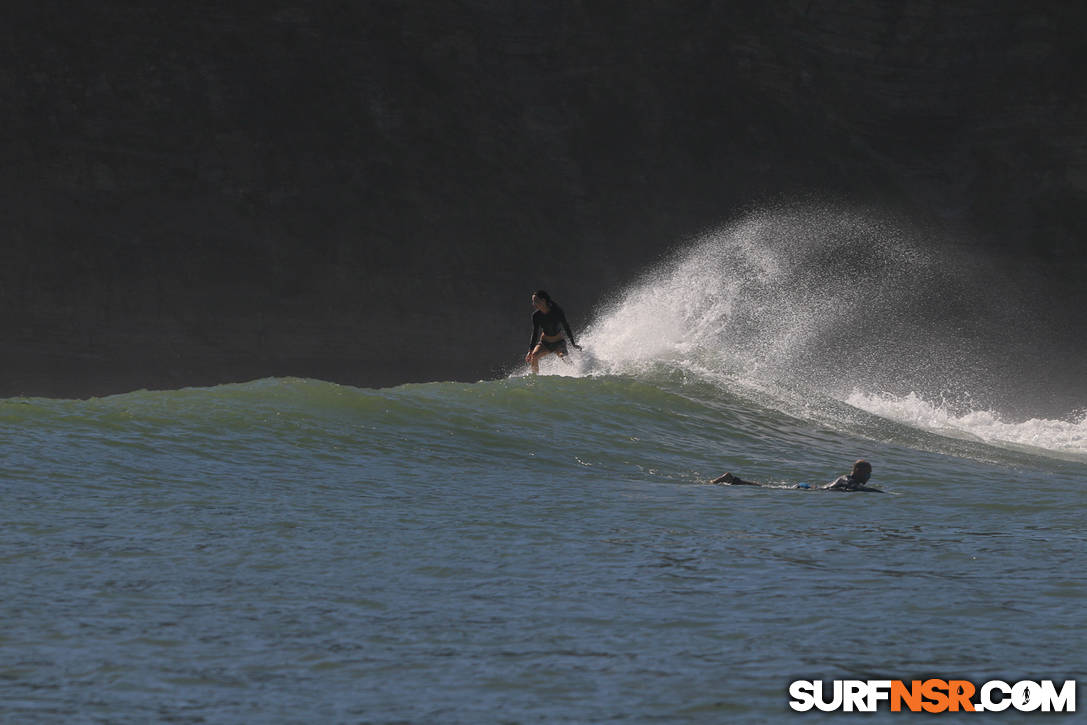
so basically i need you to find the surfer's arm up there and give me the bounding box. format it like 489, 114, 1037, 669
528, 321, 541, 351
823, 476, 849, 490
824, 476, 877, 491
710, 472, 761, 486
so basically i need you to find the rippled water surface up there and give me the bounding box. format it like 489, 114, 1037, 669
2, 376, 1085, 723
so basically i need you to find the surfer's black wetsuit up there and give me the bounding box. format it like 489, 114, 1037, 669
823, 475, 881, 492
713, 472, 882, 492
529, 303, 577, 352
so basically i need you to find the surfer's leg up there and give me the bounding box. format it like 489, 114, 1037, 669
528, 344, 551, 374
553, 339, 571, 364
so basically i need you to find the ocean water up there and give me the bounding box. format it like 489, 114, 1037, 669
3, 207, 1085, 722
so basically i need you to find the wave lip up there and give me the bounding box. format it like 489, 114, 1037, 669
533, 201, 1087, 465
846, 390, 1087, 460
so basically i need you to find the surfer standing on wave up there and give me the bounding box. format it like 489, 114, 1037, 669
525, 290, 581, 374
710, 459, 881, 492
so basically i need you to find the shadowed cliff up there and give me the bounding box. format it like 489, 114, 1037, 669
3, 1, 1085, 410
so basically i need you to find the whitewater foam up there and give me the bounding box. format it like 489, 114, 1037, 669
540, 201, 1086, 461
574, 202, 998, 391
846, 390, 1087, 460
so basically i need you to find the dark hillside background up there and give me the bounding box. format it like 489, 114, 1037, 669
3, 1, 1085, 400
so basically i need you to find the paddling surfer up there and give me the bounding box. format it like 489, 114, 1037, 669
710, 459, 882, 492
823, 460, 878, 491
525, 290, 581, 374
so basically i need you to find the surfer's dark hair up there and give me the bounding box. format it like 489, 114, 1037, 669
533, 290, 552, 303
851, 459, 872, 482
